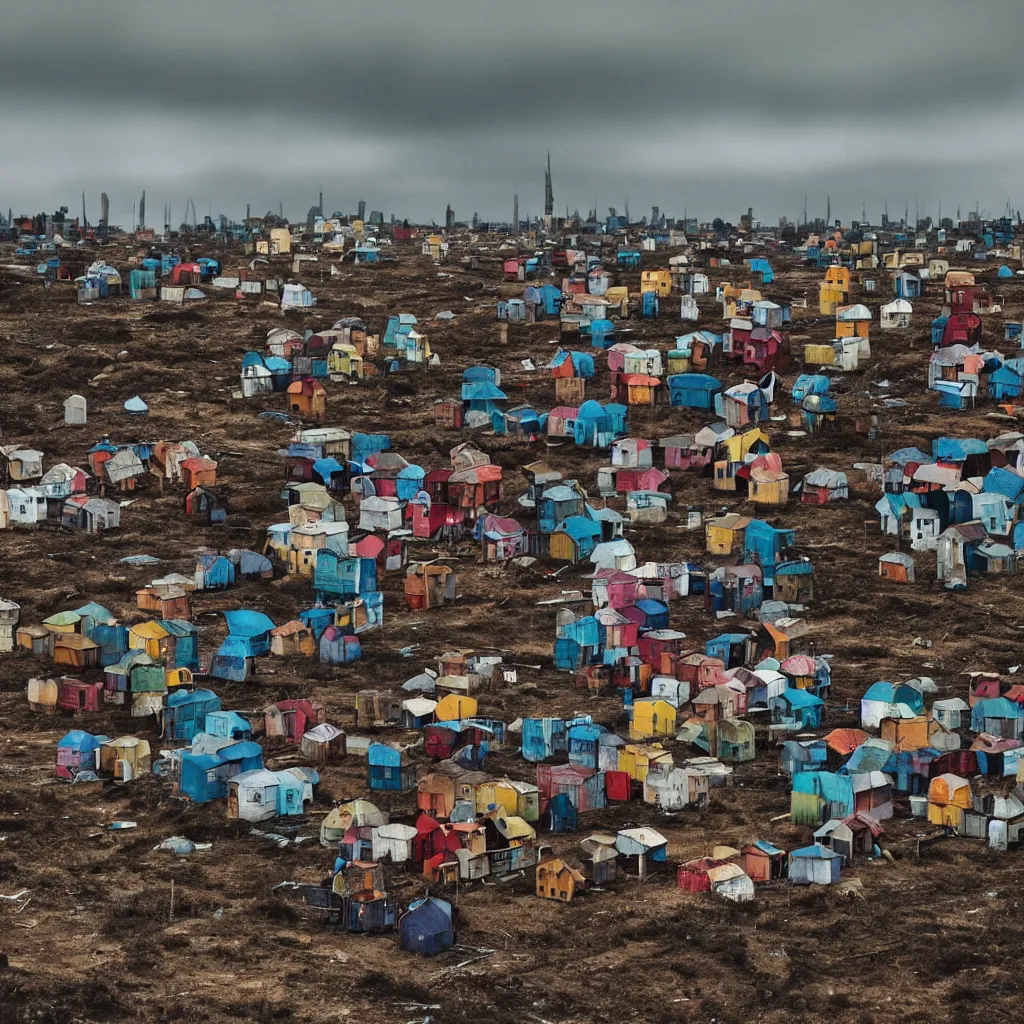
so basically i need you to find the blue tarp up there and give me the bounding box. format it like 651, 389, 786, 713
983, 467, 1024, 503
124, 396, 149, 415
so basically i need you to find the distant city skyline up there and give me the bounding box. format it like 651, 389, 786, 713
6, 180, 1004, 234
3, 0, 1023, 229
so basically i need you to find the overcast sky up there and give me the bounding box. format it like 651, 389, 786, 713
2, 0, 1023, 228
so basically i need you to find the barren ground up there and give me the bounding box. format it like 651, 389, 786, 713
0, 242, 1022, 1024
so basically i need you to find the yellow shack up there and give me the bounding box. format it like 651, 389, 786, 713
129, 620, 170, 659
618, 742, 673, 783
705, 513, 751, 556
434, 693, 478, 722
640, 270, 672, 297
629, 698, 677, 740
269, 227, 292, 255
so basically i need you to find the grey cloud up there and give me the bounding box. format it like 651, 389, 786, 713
1, 0, 1023, 224
3, 0, 1023, 127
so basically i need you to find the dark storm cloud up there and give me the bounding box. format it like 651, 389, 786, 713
2, 0, 1023, 224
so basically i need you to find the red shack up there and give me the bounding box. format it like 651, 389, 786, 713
677, 857, 727, 892
57, 678, 103, 713
264, 698, 326, 743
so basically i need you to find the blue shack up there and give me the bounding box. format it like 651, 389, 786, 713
538, 485, 586, 534
314, 551, 377, 597
894, 271, 922, 299
705, 632, 755, 668
617, 249, 642, 268
554, 615, 602, 671
631, 599, 669, 630
204, 710, 253, 742
229, 768, 309, 821
717, 383, 770, 425
791, 374, 830, 403
210, 636, 256, 683
748, 258, 774, 284
165, 688, 221, 743
589, 318, 616, 348
551, 516, 603, 563
350, 432, 390, 463
842, 740, 896, 775
462, 381, 507, 417
497, 298, 526, 321
971, 697, 1024, 738
218, 740, 264, 777
567, 722, 606, 770
780, 739, 828, 775
775, 560, 815, 602
90, 621, 128, 664
463, 365, 500, 386
56, 730, 107, 779
933, 436, 990, 469
209, 610, 273, 681
160, 620, 200, 671
396, 464, 426, 502
933, 379, 975, 410
548, 349, 595, 379
743, 520, 795, 587
196, 554, 236, 590
197, 257, 220, 280
367, 743, 415, 792
801, 393, 837, 432
352, 246, 379, 264
383, 313, 417, 350
242, 350, 266, 375
789, 844, 841, 884
770, 688, 824, 730
179, 752, 226, 803
539, 283, 563, 316
883, 748, 938, 794
222, 610, 275, 657
574, 400, 627, 447
400, 897, 455, 956
990, 364, 1024, 402
319, 625, 362, 663
494, 404, 542, 438
129, 269, 158, 299
667, 373, 721, 411
452, 740, 489, 770
545, 792, 578, 833
968, 491, 1011, 534
790, 771, 854, 825
72, 602, 113, 636
522, 718, 568, 762
264, 356, 292, 390
311, 457, 346, 490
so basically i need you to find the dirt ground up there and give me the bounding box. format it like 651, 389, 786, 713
0, 240, 1022, 1024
